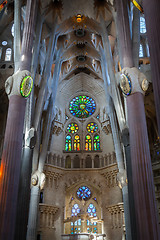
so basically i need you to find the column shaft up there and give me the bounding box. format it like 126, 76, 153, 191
127, 93, 160, 239
115, 0, 160, 238
0, 0, 37, 239
142, 0, 160, 136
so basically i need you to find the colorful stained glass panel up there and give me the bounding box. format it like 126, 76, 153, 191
87, 122, 98, 133
94, 135, 100, 151
65, 135, 72, 151
67, 123, 79, 134
85, 134, 92, 151
69, 95, 96, 118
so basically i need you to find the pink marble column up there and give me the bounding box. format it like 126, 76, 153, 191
142, 0, 160, 136
0, 0, 37, 239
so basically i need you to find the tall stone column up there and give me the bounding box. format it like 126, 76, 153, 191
142, 0, 160, 136
26, 56, 62, 240
115, 1, 160, 238
0, 0, 37, 239
101, 59, 132, 240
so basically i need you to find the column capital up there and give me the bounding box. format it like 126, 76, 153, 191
5, 70, 33, 98
31, 170, 46, 190
119, 67, 149, 96
117, 170, 128, 189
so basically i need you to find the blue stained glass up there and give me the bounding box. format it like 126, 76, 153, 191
72, 204, 80, 216
77, 186, 91, 200
87, 203, 97, 217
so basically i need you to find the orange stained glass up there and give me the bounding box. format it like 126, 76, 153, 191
0, 0, 7, 11
74, 135, 80, 151
85, 134, 92, 151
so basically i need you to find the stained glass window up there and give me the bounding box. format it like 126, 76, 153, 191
86, 122, 98, 133
5, 48, 12, 61
139, 44, 143, 57
94, 135, 100, 151
77, 186, 91, 200
87, 203, 97, 217
140, 16, 146, 34
71, 204, 80, 216
67, 123, 79, 134
74, 135, 80, 151
69, 95, 96, 118
85, 135, 92, 151
65, 135, 72, 151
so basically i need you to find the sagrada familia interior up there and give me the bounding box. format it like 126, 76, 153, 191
0, 0, 160, 240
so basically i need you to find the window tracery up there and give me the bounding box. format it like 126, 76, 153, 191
67, 123, 79, 134
86, 122, 98, 133
77, 186, 91, 200
69, 95, 96, 118
94, 135, 100, 151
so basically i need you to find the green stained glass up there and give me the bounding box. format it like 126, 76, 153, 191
87, 122, 98, 133
85, 134, 92, 151
69, 95, 96, 118
67, 123, 79, 134
94, 134, 100, 150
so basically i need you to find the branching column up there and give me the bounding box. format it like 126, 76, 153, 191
0, 0, 37, 239
115, 0, 160, 239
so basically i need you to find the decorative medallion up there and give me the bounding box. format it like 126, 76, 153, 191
141, 78, 149, 92
86, 122, 98, 133
20, 75, 33, 98
69, 95, 96, 118
120, 74, 132, 96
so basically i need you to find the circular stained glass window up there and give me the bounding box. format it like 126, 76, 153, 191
77, 186, 91, 200
87, 122, 98, 133
67, 123, 79, 134
69, 96, 96, 118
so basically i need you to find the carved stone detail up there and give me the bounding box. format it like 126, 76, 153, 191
44, 168, 63, 189
106, 203, 124, 229
39, 204, 59, 229
121, 67, 148, 95
101, 169, 118, 188
5, 70, 31, 97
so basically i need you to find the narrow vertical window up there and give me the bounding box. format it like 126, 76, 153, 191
139, 44, 143, 57
74, 135, 80, 151
85, 134, 92, 151
65, 135, 72, 151
5, 48, 12, 61
140, 16, 146, 34
94, 135, 100, 151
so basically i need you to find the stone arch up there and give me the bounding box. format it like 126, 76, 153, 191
94, 155, 99, 168
73, 155, 80, 168
85, 155, 92, 168
65, 155, 71, 168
